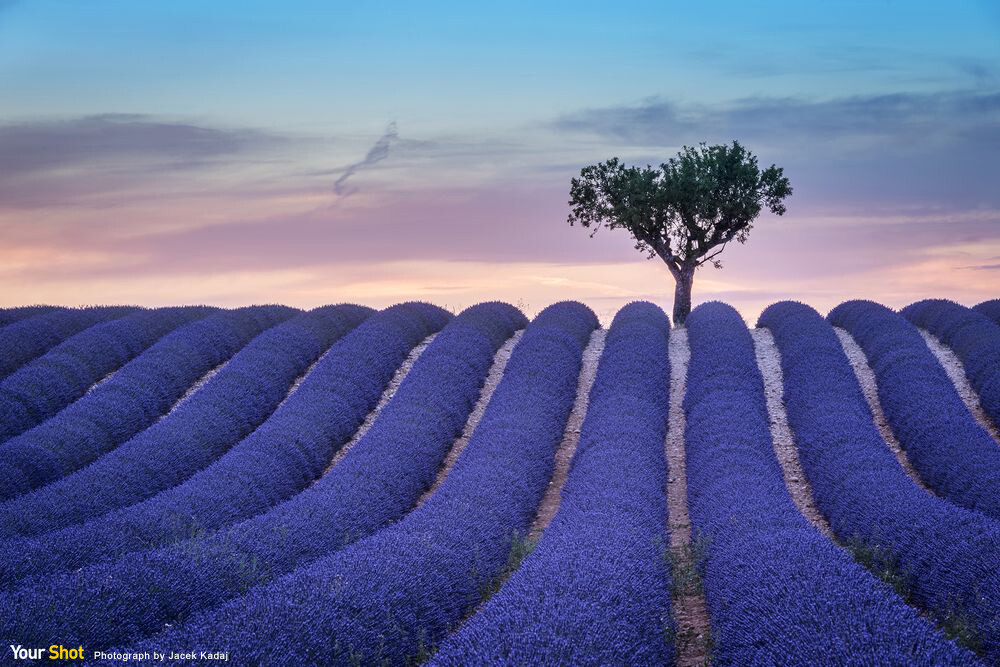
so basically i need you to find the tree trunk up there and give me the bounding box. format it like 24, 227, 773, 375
672, 265, 695, 325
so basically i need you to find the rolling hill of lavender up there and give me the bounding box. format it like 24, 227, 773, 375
1, 298, 1000, 666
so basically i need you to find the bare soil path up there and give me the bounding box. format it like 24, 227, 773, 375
528, 329, 606, 539
751, 328, 835, 539
427, 327, 605, 643
834, 328, 932, 494
918, 329, 1000, 444
665, 328, 713, 667
164, 359, 231, 418
322, 333, 437, 475
416, 330, 524, 507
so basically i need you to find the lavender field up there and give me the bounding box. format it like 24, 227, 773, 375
1, 298, 999, 666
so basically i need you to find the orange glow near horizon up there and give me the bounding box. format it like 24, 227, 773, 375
3, 249, 996, 325
2, 167, 997, 324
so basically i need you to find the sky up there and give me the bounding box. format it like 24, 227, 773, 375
1, 0, 998, 322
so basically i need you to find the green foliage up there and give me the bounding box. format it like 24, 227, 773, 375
845, 536, 911, 601
481, 531, 538, 602
664, 534, 711, 599
568, 140, 791, 323
941, 604, 983, 656
845, 537, 986, 656
568, 141, 792, 273
410, 634, 439, 666
661, 534, 714, 664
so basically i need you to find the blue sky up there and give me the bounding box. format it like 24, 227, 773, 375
4, 1, 996, 126
0, 1, 997, 319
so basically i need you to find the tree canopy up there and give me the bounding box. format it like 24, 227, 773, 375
568, 141, 792, 323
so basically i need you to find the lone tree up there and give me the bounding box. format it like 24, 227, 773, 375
568, 141, 792, 324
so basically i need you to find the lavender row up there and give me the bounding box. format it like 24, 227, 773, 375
760, 302, 1000, 661
0, 305, 371, 541
1, 303, 520, 650
0, 306, 294, 502
973, 299, 1000, 325
432, 301, 674, 666
0, 302, 448, 591
0, 306, 60, 329
0, 306, 136, 378
901, 299, 1000, 430
686, 302, 973, 665
117, 301, 597, 666
829, 301, 1000, 519
0, 307, 210, 444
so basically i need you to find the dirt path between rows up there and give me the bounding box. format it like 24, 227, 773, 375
665, 328, 713, 667
528, 328, 606, 539
429, 327, 605, 646
85, 369, 118, 396
751, 328, 835, 539
416, 330, 524, 507
834, 328, 932, 494
321, 333, 437, 476
274, 343, 337, 412
757, 333, 960, 643
164, 358, 232, 418
918, 329, 1000, 444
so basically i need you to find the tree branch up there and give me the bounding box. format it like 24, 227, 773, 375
644, 236, 680, 276
697, 242, 728, 267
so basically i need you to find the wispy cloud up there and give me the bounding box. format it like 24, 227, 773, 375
962, 255, 1000, 271
332, 122, 398, 196
552, 90, 1000, 151
0, 114, 305, 209
0, 114, 283, 175
956, 60, 1000, 87
552, 89, 1000, 211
